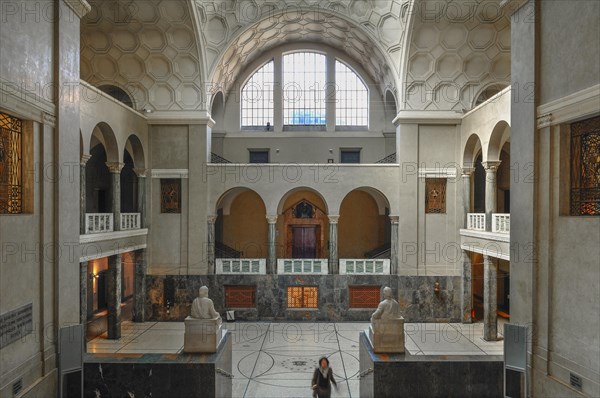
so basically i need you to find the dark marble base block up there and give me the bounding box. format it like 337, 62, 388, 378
145, 274, 462, 323
359, 332, 503, 398
83, 331, 232, 398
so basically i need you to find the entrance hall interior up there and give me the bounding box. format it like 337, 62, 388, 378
1, 0, 599, 397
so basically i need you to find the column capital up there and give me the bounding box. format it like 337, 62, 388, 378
481, 161, 502, 172
266, 215, 278, 224
389, 215, 400, 224
80, 154, 92, 166
460, 167, 475, 177
133, 168, 147, 178
105, 162, 125, 173
328, 215, 340, 224
207, 214, 218, 224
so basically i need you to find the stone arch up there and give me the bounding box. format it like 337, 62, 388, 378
276, 187, 329, 216
486, 120, 511, 162
124, 134, 146, 170
463, 132, 483, 168
90, 122, 119, 163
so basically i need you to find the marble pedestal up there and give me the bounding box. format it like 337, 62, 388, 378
184, 317, 223, 353
367, 317, 405, 353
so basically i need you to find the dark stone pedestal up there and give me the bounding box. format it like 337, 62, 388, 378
84, 331, 232, 397
359, 332, 503, 398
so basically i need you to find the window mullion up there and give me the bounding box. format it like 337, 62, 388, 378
326, 55, 336, 132
274, 55, 283, 133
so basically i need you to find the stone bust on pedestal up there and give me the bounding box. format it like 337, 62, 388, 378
367, 286, 405, 353
184, 286, 223, 353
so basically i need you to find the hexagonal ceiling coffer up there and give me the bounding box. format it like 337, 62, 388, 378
206, 16, 228, 46
173, 55, 199, 80
464, 53, 490, 80
413, 24, 439, 50
146, 54, 172, 80
378, 14, 401, 46
112, 29, 139, 53
119, 54, 145, 79
436, 54, 462, 80
468, 24, 497, 51
408, 52, 435, 80
140, 28, 168, 51
440, 25, 468, 50
170, 27, 195, 51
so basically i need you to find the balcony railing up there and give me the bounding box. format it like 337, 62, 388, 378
467, 213, 486, 231
85, 213, 113, 234
216, 258, 266, 274
492, 213, 510, 233
277, 259, 328, 274
339, 259, 390, 275
120, 213, 141, 230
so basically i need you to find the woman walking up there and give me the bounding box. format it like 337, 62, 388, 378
311, 356, 338, 398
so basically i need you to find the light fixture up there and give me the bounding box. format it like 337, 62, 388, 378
329, 149, 333, 153
434, 281, 441, 294
142, 108, 153, 114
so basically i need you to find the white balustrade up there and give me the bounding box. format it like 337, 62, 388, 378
467, 213, 486, 231
217, 258, 266, 274
85, 213, 113, 234
120, 213, 141, 230
277, 259, 328, 274
492, 213, 510, 233
339, 259, 390, 275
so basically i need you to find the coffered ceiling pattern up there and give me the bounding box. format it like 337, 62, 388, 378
81, 0, 203, 111
404, 0, 511, 111
197, 0, 411, 96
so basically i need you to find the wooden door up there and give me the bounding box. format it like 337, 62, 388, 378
291, 226, 317, 258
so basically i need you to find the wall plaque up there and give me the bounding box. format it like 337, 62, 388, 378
0, 303, 33, 349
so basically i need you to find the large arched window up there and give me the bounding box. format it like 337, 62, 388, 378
335, 60, 368, 127
241, 60, 274, 127
283, 52, 326, 126
240, 50, 370, 129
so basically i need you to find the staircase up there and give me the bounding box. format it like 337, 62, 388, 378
215, 242, 242, 258
364, 242, 391, 259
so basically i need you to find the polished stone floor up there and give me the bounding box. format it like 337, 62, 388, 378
88, 321, 505, 397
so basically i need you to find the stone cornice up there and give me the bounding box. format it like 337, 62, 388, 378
150, 169, 189, 179
64, 0, 92, 18
537, 84, 600, 128
393, 110, 463, 126
146, 111, 215, 127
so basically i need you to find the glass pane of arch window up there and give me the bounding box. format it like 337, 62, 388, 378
283, 52, 326, 126
335, 60, 368, 126
241, 60, 274, 127
570, 115, 600, 216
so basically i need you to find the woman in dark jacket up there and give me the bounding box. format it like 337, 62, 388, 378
311, 356, 337, 398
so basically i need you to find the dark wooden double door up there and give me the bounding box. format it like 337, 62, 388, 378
291, 225, 318, 258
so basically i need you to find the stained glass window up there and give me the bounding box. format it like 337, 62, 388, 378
0, 113, 22, 214
287, 286, 318, 308
349, 286, 380, 308
225, 285, 256, 308
425, 178, 447, 214
283, 52, 326, 126
335, 60, 368, 126
570, 116, 600, 216
160, 179, 181, 213
241, 60, 274, 127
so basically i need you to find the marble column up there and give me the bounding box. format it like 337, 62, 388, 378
80, 154, 91, 234
328, 215, 339, 274
389, 215, 400, 275
80, 261, 88, 325
107, 254, 122, 339
133, 249, 147, 322
483, 255, 498, 341
134, 168, 146, 229
461, 250, 472, 323
106, 162, 124, 231
461, 167, 474, 229
482, 161, 501, 231
207, 215, 217, 274
266, 215, 277, 274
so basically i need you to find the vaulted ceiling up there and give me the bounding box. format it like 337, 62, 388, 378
80, 0, 510, 113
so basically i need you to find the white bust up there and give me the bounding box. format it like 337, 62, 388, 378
190, 286, 221, 320
370, 287, 401, 322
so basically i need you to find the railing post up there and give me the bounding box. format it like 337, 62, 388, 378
328, 215, 339, 274
266, 215, 277, 274
482, 161, 501, 231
